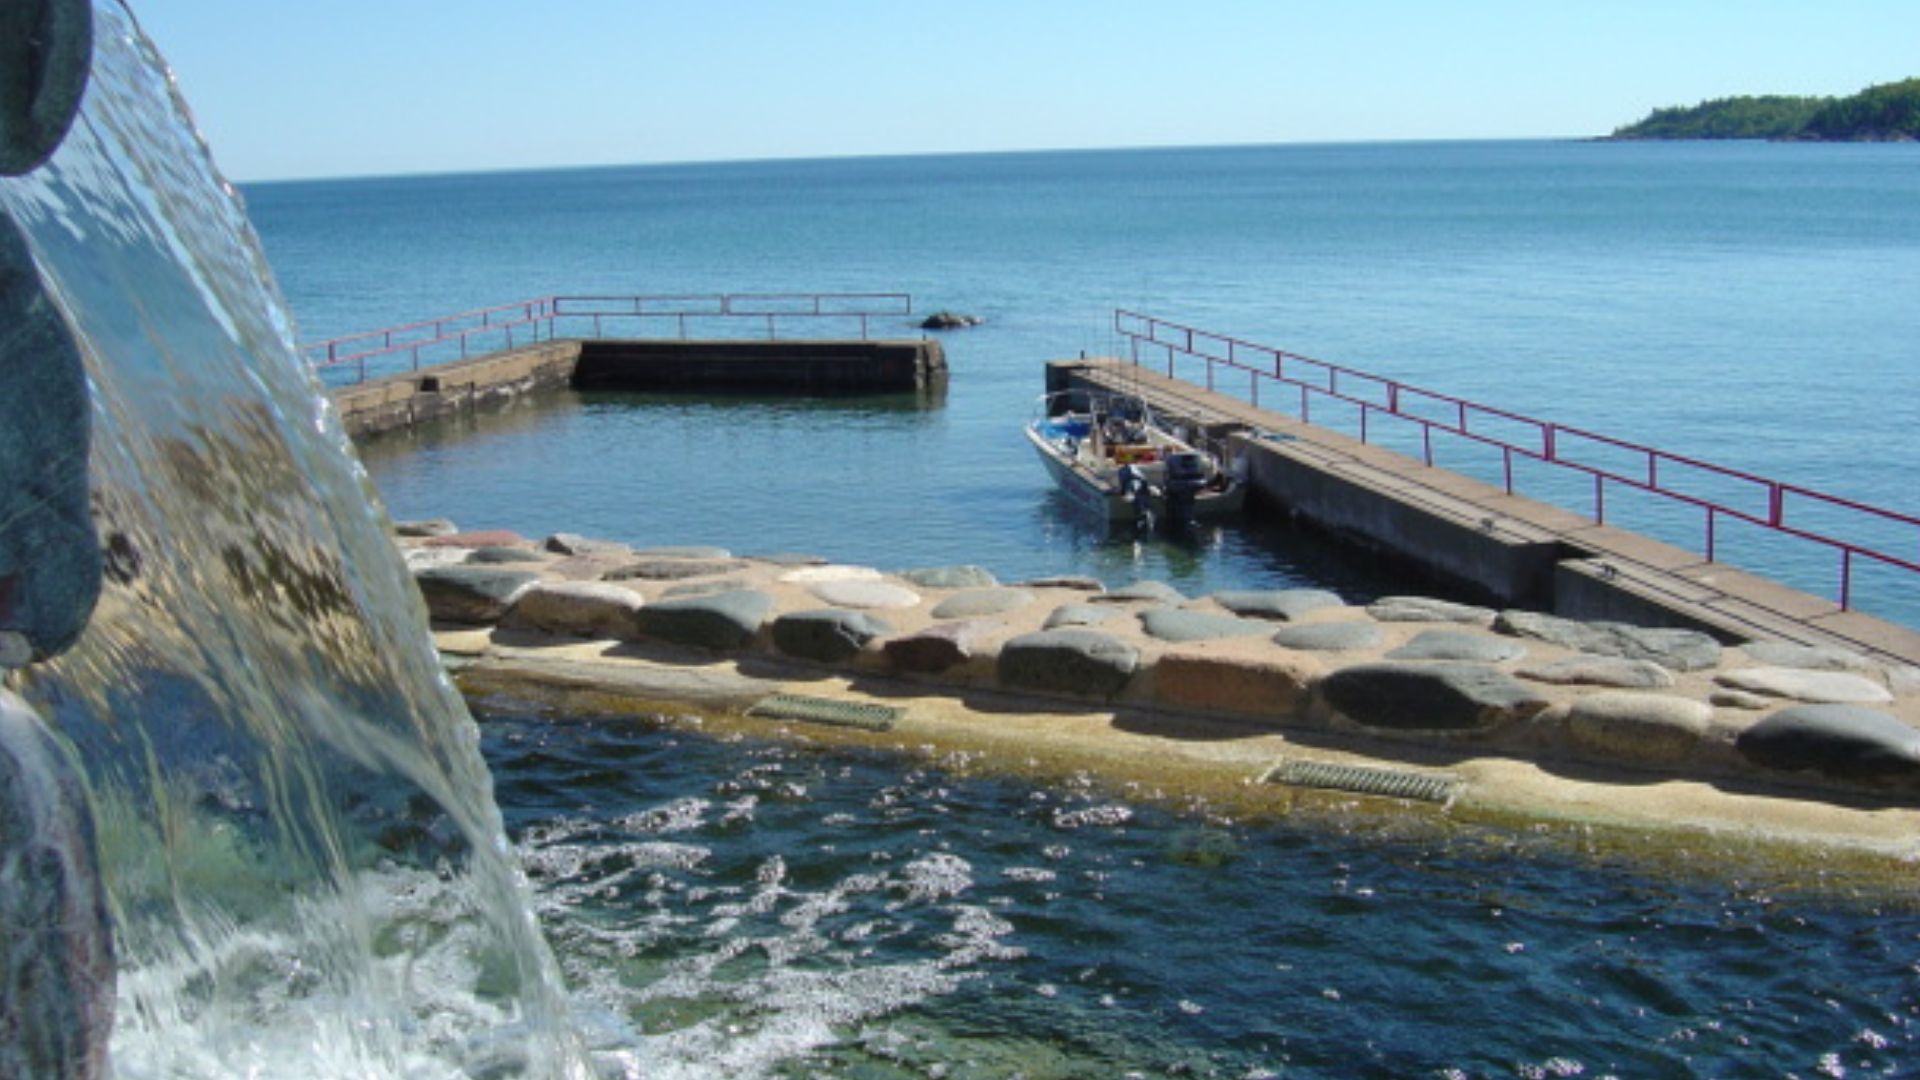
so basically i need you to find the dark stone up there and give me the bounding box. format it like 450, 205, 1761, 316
1016, 575, 1107, 592
920, 311, 983, 330
1093, 580, 1186, 605
1269, 621, 1384, 652
633, 589, 774, 651
930, 587, 1033, 619
1494, 610, 1722, 672
1213, 588, 1346, 622
1386, 629, 1527, 664
660, 579, 749, 598
607, 558, 747, 581
1735, 705, 1920, 782
543, 532, 632, 557
884, 620, 986, 673
422, 529, 531, 550
501, 581, 645, 639
898, 565, 1000, 589
1318, 662, 1550, 732
413, 566, 539, 624
393, 518, 458, 538
1137, 608, 1271, 643
772, 608, 894, 662
466, 546, 555, 565
997, 629, 1139, 698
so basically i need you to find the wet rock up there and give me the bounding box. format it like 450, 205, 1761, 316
931, 587, 1034, 619
1137, 608, 1272, 643
772, 609, 894, 662
632, 589, 774, 651
1387, 629, 1527, 664
809, 580, 922, 610
1213, 588, 1346, 622
1494, 611, 1722, 672
1367, 596, 1495, 625
544, 532, 632, 558
1715, 667, 1893, 705
502, 581, 645, 639
1735, 705, 1920, 782
1153, 645, 1321, 717
920, 310, 983, 330
413, 566, 539, 624
1093, 580, 1186, 605
466, 545, 556, 565
1269, 621, 1384, 653
1317, 662, 1550, 732
1740, 640, 1876, 673
607, 557, 747, 581
998, 629, 1140, 698
1517, 654, 1676, 690
422, 529, 531, 550
884, 620, 988, 673
1017, 575, 1107, 592
393, 518, 457, 538
1044, 603, 1116, 630
898, 565, 999, 589
1564, 692, 1713, 764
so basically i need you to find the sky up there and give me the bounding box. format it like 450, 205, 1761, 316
133, 1, 1920, 183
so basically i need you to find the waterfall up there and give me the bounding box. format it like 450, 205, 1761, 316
0, 4, 596, 1075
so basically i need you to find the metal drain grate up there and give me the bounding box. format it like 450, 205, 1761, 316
746, 694, 901, 732
1261, 758, 1461, 804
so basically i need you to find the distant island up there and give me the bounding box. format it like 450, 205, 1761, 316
1609, 77, 1919, 140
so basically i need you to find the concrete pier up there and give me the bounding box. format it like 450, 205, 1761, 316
330, 337, 945, 438
1048, 359, 1920, 668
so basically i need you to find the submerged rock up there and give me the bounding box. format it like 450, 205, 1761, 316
633, 589, 774, 650
1735, 705, 1920, 782
772, 608, 894, 662
998, 629, 1140, 698
413, 566, 540, 624
920, 310, 983, 330
1318, 661, 1549, 732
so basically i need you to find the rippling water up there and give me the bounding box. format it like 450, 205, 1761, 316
485, 708, 1920, 1078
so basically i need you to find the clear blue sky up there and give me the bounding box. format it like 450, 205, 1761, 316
133, 1, 1919, 182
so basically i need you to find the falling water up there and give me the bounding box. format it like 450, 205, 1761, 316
0, 4, 597, 1075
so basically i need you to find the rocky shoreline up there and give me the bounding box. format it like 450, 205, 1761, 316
398, 520, 1920, 859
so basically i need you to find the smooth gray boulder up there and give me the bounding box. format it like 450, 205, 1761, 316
898, 565, 999, 589
544, 532, 633, 558
414, 566, 539, 624
772, 609, 894, 662
998, 629, 1140, 698
502, 581, 645, 639
466, 545, 556, 565
1092, 580, 1186, 605
660, 579, 749, 598
632, 589, 774, 651
1367, 596, 1494, 625
1494, 611, 1722, 672
608, 557, 747, 581
394, 518, 458, 538
1564, 692, 1713, 764
1735, 705, 1920, 782
1213, 588, 1346, 622
632, 545, 733, 559
1318, 662, 1550, 732
1740, 640, 1875, 673
1269, 621, 1384, 652
930, 587, 1034, 619
1044, 603, 1116, 629
1387, 629, 1527, 664
1715, 667, 1893, 705
1517, 654, 1676, 690
1711, 689, 1774, 711
1137, 608, 1272, 643
884, 619, 989, 674
809, 580, 922, 610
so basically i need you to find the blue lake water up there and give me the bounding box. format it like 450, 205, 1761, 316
243, 141, 1920, 1075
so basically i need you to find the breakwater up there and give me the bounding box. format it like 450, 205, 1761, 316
398, 519, 1920, 855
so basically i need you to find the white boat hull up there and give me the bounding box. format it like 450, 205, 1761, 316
1024, 413, 1245, 525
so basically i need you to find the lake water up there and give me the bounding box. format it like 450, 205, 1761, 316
240, 142, 1920, 1076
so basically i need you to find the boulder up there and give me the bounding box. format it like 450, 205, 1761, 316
1269, 621, 1383, 653
1043, 603, 1117, 630
1093, 580, 1186, 605
1212, 588, 1346, 622
1517, 654, 1676, 690
502, 581, 645, 639
1563, 692, 1713, 765
466, 545, 555, 566
1137, 608, 1272, 643
920, 311, 982, 330
1366, 596, 1494, 625
661, 579, 749, 598
1735, 705, 1920, 782
632, 545, 732, 559
413, 566, 539, 624
632, 589, 774, 651
930, 587, 1034, 619
402, 546, 471, 573
1153, 645, 1321, 718
1740, 640, 1876, 673
771, 609, 894, 663
1493, 611, 1722, 672
997, 629, 1140, 698
1317, 662, 1549, 732
1711, 689, 1774, 711
1016, 575, 1107, 592
1714, 667, 1893, 705
809, 580, 922, 610
884, 619, 989, 674
393, 518, 457, 538
543, 532, 633, 558
898, 565, 999, 589
779, 564, 884, 584
607, 557, 747, 581
1386, 629, 1527, 664
422, 529, 531, 550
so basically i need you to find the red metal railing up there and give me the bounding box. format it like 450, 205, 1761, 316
304, 292, 914, 385
1115, 309, 1920, 611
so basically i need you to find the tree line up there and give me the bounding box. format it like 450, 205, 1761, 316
1610, 78, 1920, 140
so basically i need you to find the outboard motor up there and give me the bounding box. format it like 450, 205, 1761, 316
1162, 451, 1212, 529
1117, 464, 1157, 532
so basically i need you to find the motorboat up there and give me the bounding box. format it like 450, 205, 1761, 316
1024, 389, 1245, 530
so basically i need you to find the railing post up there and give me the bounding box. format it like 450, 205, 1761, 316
1840, 549, 1853, 611
1206, 357, 1215, 393
766, 313, 775, 341
1422, 424, 1432, 466
1706, 507, 1716, 563
1250, 370, 1259, 409
678, 313, 687, 340
1769, 483, 1784, 527
1360, 403, 1369, 444
1503, 447, 1514, 494
1544, 423, 1557, 462
1594, 475, 1605, 523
